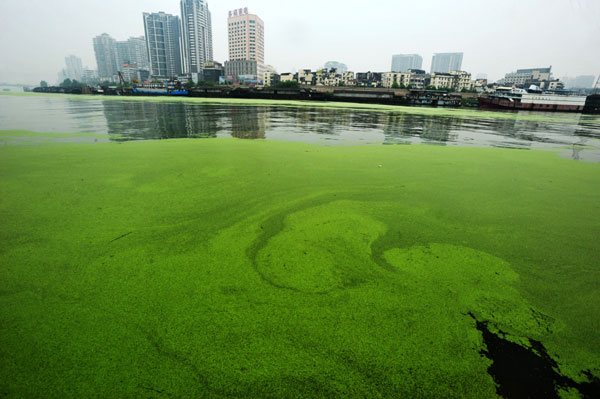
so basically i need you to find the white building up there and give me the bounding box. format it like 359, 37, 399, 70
341, 72, 356, 86
504, 67, 552, 87
181, 0, 214, 74
429, 71, 473, 91
382, 70, 427, 89
297, 69, 315, 85
431, 53, 463, 73
391, 54, 423, 73
93, 33, 119, 79
262, 71, 279, 86
116, 37, 149, 71
64, 55, 83, 81
228, 8, 264, 73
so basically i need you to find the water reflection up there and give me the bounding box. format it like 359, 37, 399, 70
1, 95, 599, 161
228, 107, 267, 139
383, 114, 456, 145
103, 101, 221, 140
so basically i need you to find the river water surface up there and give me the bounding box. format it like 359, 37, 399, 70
1, 94, 599, 161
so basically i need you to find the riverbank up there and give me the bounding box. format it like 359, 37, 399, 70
1, 131, 599, 397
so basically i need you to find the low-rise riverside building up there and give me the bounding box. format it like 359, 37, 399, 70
341, 72, 356, 86
541, 79, 565, 90
298, 69, 315, 85
504, 67, 552, 88
315, 69, 342, 86
224, 60, 258, 77
356, 72, 383, 87
262, 71, 280, 86
429, 73, 454, 89
280, 73, 295, 82
429, 70, 474, 91
198, 61, 225, 83
474, 78, 488, 91
382, 69, 428, 89
450, 70, 473, 91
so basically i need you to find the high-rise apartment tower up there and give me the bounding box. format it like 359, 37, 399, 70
431, 52, 464, 73
180, 0, 213, 73
143, 12, 183, 77
228, 8, 264, 67
391, 54, 423, 73
93, 33, 119, 79
65, 55, 83, 80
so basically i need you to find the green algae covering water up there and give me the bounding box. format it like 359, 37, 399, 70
1, 99, 600, 398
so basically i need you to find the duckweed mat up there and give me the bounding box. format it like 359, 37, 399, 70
1, 131, 599, 398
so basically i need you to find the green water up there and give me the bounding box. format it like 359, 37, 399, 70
0, 95, 599, 398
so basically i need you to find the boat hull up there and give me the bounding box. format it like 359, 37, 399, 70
132, 88, 188, 96
478, 96, 584, 112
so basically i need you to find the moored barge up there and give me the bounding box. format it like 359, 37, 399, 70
479, 87, 587, 112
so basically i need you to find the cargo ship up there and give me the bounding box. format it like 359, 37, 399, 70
478, 87, 587, 112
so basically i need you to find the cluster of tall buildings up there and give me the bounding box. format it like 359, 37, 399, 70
87, 1, 267, 84
391, 53, 463, 74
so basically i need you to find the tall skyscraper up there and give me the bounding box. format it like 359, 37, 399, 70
64, 55, 83, 80
116, 37, 150, 71
180, 0, 213, 74
129, 37, 150, 70
391, 54, 423, 73
93, 33, 119, 79
431, 52, 464, 73
143, 12, 183, 78
228, 8, 264, 67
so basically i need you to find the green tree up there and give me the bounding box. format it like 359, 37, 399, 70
185, 80, 195, 89
338, 81, 345, 87
40, 81, 48, 88
196, 80, 216, 87
59, 79, 72, 88
400, 83, 406, 89
392, 82, 400, 89
272, 81, 299, 89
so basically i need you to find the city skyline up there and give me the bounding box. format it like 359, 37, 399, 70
1, 0, 599, 84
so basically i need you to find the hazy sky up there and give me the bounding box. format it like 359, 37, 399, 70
1, 0, 599, 84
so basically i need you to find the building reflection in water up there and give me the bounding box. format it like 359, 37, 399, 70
383, 113, 458, 145
103, 101, 220, 141
97, 99, 600, 162
228, 106, 267, 139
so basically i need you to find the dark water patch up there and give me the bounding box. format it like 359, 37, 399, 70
109, 231, 133, 243
470, 313, 600, 399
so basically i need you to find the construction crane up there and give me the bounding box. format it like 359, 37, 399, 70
118, 71, 126, 86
